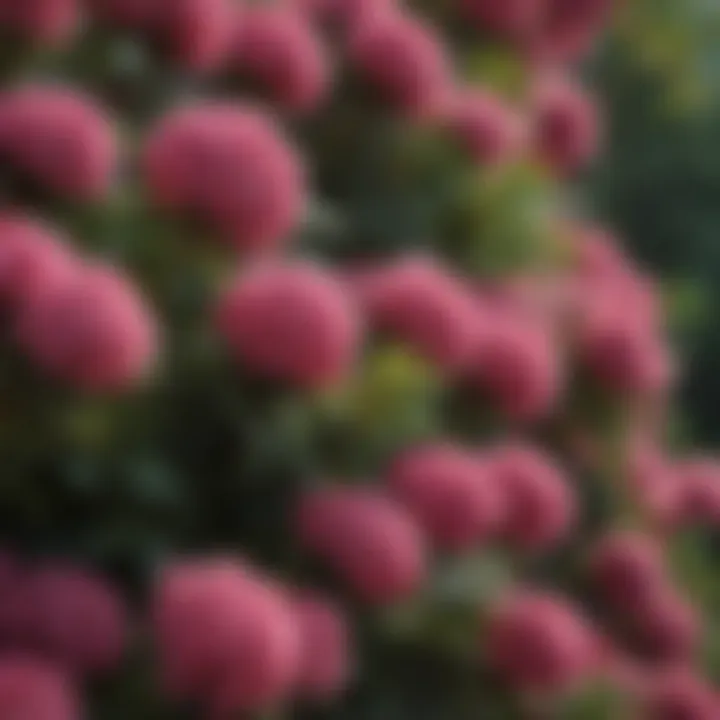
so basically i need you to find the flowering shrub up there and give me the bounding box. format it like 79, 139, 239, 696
0, 0, 717, 719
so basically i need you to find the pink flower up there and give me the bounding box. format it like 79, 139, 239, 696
216, 262, 360, 389
294, 0, 394, 32
144, 103, 305, 252
446, 88, 526, 166
531, 72, 600, 173
460, 0, 543, 42
576, 293, 673, 397
588, 531, 667, 614
87, 0, 233, 71
569, 224, 662, 330
228, 6, 329, 113
485, 590, 596, 693
642, 668, 717, 720
675, 458, 720, 527
536, 0, 613, 62
354, 256, 477, 372
0, 0, 78, 46
460, 0, 612, 62
85, 0, 154, 27
0, 86, 117, 200
387, 443, 504, 551
489, 444, 576, 552
466, 308, 561, 421
0, 656, 78, 720
349, 12, 452, 120
626, 440, 684, 530
296, 487, 427, 604
154, 559, 300, 713
0, 214, 76, 310
25, 565, 127, 676
630, 589, 699, 664
291, 592, 352, 701
17, 262, 158, 391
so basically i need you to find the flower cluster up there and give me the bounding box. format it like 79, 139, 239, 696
0, 0, 716, 719
0, 554, 125, 718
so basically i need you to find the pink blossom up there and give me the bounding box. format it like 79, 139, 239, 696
229, 6, 329, 113
0, 656, 78, 720
0, 0, 78, 46
0, 86, 117, 200
296, 487, 427, 604
354, 256, 478, 372
485, 590, 596, 693
216, 262, 361, 389
144, 103, 305, 252
489, 443, 576, 552
350, 12, 452, 120
17, 262, 158, 391
25, 565, 127, 676
387, 442, 504, 551
154, 559, 300, 712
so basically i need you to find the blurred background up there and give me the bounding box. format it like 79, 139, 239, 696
0, 0, 718, 718
590, 0, 720, 446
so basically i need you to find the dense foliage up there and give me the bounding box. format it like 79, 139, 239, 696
0, 0, 717, 719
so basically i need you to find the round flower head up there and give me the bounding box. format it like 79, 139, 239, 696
349, 11, 452, 120
489, 443, 576, 552
387, 442, 504, 551
87, 0, 233, 72
85, 0, 153, 26
228, 6, 329, 113
569, 224, 662, 333
576, 293, 674, 397
17, 262, 158, 391
675, 457, 720, 527
587, 531, 668, 614
0, 0, 78, 46
144, 103, 305, 252
536, 0, 613, 62
0, 86, 117, 200
531, 72, 600, 174
294, 0, 394, 32
0, 214, 76, 310
446, 88, 526, 166
467, 307, 561, 422
485, 590, 596, 693
291, 592, 353, 701
642, 668, 717, 720
0, 656, 78, 720
154, 558, 300, 712
461, 0, 544, 42
630, 589, 699, 664
355, 256, 477, 372
216, 262, 361, 389
296, 487, 427, 604
626, 440, 684, 531
25, 565, 127, 676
